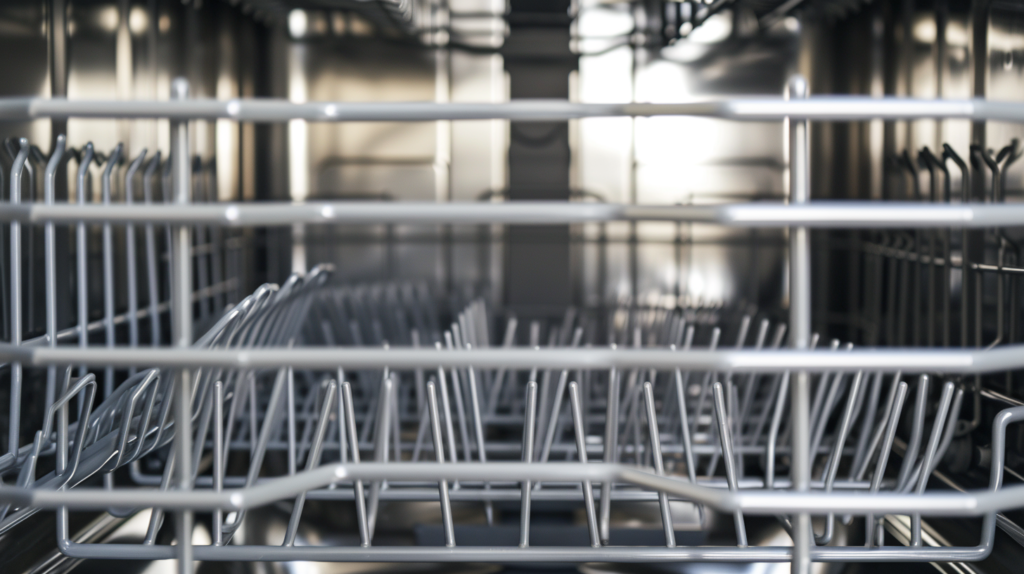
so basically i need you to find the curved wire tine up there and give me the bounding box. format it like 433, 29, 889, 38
598, 364, 621, 545
283, 380, 337, 547
910, 381, 955, 547
42, 135, 66, 412
341, 381, 370, 547
849, 372, 884, 480
14, 370, 95, 488
854, 371, 902, 481
933, 386, 966, 471
896, 375, 930, 490
0, 369, 95, 522
100, 143, 123, 397
866, 380, 909, 547
111, 369, 160, 469
814, 371, 864, 545
568, 381, 600, 548
519, 380, 538, 548
712, 381, 746, 547
643, 381, 675, 548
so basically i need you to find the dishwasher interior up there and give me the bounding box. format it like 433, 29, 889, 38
1, 1, 1024, 573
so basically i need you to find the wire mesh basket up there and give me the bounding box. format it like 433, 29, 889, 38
3, 77, 1024, 574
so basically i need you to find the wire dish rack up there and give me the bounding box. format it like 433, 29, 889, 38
4, 76, 1024, 574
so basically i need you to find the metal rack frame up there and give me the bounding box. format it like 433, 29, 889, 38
4, 75, 1024, 574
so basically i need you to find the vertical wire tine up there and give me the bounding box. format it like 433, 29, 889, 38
412, 329, 426, 416
124, 149, 147, 376
444, 332, 473, 464
220, 367, 288, 541
366, 374, 394, 540
284, 380, 337, 547
749, 327, 799, 448
910, 381, 955, 547
390, 377, 401, 467
712, 381, 746, 547
411, 390, 430, 462
143, 152, 162, 346
487, 316, 518, 415
599, 363, 620, 545
143, 447, 175, 545
673, 352, 697, 485
896, 375, 930, 490
43, 136, 65, 412
464, 348, 493, 524
815, 371, 864, 545
520, 380, 538, 548
738, 318, 770, 428
337, 368, 347, 468
75, 143, 94, 384
865, 380, 909, 547
8, 138, 29, 457
765, 372, 791, 489
212, 379, 224, 546
342, 381, 371, 547
535, 329, 559, 454
538, 368, 570, 463
100, 143, 123, 397
435, 354, 460, 486
568, 381, 600, 548
286, 367, 297, 476
643, 381, 675, 548
691, 327, 721, 460
729, 382, 742, 478
426, 380, 456, 548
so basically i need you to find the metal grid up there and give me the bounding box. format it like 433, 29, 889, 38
1, 75, 1024, 574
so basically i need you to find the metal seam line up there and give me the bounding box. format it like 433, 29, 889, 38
0, 96, 1021, 122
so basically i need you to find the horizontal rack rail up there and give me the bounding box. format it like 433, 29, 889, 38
3, 201, 1024, 227
2, 344, 1024, 372
0, 462, 1018, 517
0, 96, 1022, 122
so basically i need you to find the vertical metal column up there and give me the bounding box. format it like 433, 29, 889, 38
787, 74, 813, 574
502, 0, 578, 319
170, 78, 195, 574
